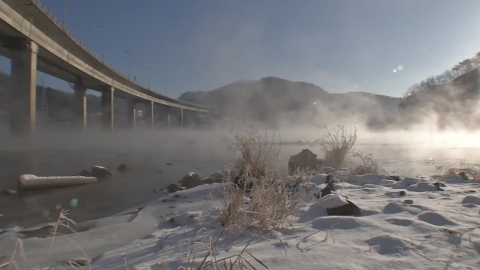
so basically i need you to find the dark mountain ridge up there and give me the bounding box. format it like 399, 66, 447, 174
179, 77, 401, 128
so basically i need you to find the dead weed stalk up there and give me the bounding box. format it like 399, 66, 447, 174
316, 126, 357, 169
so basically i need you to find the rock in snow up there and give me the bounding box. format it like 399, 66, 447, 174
91, 166, 113, 178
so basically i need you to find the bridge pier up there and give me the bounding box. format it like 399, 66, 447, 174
127, 100, 136, 129
145, 101, 154, 129
180, 108, 184, 126
101, 86, 114, 131
73, 78, 87, 130
9, 39, 38, 135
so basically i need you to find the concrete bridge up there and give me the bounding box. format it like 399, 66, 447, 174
0, 0, 216, 135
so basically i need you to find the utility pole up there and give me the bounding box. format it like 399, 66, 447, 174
98, 25, 106, 60
124, 50, 131, 80
144, 66, 151, 90
163, 76, 168, 97
63, 0, 68, 27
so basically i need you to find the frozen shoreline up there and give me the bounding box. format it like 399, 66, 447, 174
1, 171, 480, 269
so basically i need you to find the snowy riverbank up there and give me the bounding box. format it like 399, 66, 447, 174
1, 170, 479, 269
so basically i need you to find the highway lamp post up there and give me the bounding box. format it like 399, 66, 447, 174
124, 50, 132, 80
63, 0, 68, 27
98, 25, 106, 61
144, 66, 151, 90
163, 76, 168, 97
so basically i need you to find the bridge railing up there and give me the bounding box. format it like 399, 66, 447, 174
28, 0, 213, 111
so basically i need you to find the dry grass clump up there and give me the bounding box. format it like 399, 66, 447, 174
227, 129, 280, 187
347, 151, 384, 175
316, 126, 357, 169
436, 161, 480, 181
220, 129, 306, 232
0, 231, 25, 270
219, 169, 306, 231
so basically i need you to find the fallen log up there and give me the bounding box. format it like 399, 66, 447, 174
18, 174, 97, 190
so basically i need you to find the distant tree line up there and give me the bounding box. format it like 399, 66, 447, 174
403, 52, 480, 98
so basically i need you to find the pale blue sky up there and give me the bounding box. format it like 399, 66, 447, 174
4, 0, 480, 97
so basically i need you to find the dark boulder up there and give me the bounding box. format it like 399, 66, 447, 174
288, 149, 324, 174
403, 199, 413, 204
91, 166, 113, 178
458, 172, 469, 180
167, 182, 182, 193
387, 175, 401, 181
320, 185, 332, 198
327, 200, 361, 216
200, 177, 217, 185
325, 175, 336, 191
180, 173, 202, 189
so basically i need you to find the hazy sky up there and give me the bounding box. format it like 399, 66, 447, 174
5, 0, 480, 98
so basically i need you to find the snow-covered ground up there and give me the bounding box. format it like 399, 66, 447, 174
2, 171, 479, 269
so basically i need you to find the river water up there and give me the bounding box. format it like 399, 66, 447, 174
1, 128, 479, 229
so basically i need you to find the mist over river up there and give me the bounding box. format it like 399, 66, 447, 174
1, 128, 479, 229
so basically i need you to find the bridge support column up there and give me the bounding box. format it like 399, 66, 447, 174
73, 79, 87, 130
167, 114, 171, 127
180, 108, 184, 127
9, 40, 38, 135
101, 86, 114, 131
145, 101, 154, 129
127, 100, 136, 129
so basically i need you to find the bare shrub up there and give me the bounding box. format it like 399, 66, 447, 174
436, 161, 480, 181
347, 151, 384, 175
220, 129, 306, 231
220, 167, 306, 232
226, 129, 280, 189
316, 126, 357, 169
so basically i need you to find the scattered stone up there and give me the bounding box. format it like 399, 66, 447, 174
200, 177, 215, 184
388, 175, 401, 181
320, 185, 332, 198
327, 200, 361, 216
458, 171, 469, 180
117, 163, 131, 172
91, 166, 113, 178
209, 171, 225, 183
468, 190, 476, 193
77, 170, 91, 177
180, 173, 202, 189
166, 182, 182, 193
403, 199, 414, 204
152, 187, 163, 193
288, 149, 323, 174
325, 175, 336, 191
2, 189, 17, 195
399, 191, 406, 197
173, 194, 181, 198
433, 182, 445, 191
166, 163, 174, 166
